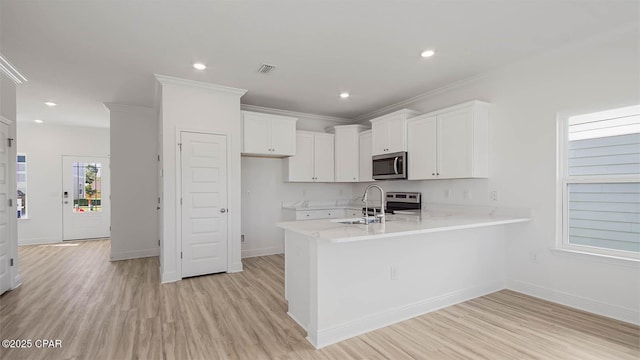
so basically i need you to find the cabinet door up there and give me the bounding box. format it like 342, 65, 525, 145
313, 134, 335, 182
286, 133, 314, 182
242, 112, 270, 154
371, 121, 388, 155
335, 129, 359, 182
408, 116, 437, 180
346, 208, 362, 218
438, 107, 472, 178
270, 118, 297, 156
359, 131, 373, 182
386, 114, 407, 153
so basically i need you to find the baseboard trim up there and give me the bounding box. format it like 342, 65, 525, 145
310, 280, 505, 349
507, 279, 640, 325
110, 248, 160, 261
241, 246, 282, 258
287, 311, 308, 332
161, 271, 180, 284
18, 237, 62, 246
228, 261, 243, 273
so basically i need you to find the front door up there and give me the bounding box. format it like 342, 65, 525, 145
0, 121, 11, 295
180, 132, 228, 278
62, 156, 110, 240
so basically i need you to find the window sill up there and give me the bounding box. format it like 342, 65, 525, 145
550, 248, 640, 268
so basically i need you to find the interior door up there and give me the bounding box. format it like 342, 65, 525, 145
0, 122, 11, 295
181, 132, 228, 278
62, 156, 111, 240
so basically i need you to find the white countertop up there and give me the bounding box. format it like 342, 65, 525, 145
277, 205, 531, 243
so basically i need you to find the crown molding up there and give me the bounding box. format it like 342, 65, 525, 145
241, 104, 352, 124
0, 115, 13, 125
0, 54, 27, 85
354, 23, 639, 123
154, 74, 247, 96
103, 102, 154, 114
352, 72, 491, 123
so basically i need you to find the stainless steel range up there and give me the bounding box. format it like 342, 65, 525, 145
363, 191, 421, 215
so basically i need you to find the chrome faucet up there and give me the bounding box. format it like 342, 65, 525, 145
362, 184, 385, 223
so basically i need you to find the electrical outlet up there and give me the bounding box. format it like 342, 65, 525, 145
241, 234, 245, 243
390, 266, 399, 280
529, 251, 538, 263
463, 189, 470, 200
490, 190, 498, 201
302, 189, 307, 198
444, 189, 450, 199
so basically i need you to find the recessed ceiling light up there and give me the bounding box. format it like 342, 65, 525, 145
193, 63, 207, 70
339, 92, 350, 99
421, 50, 435, 58
34, 119, 44, 124
44, 101, 57, 107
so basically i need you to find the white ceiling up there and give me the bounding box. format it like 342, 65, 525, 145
1, 1, 638, 128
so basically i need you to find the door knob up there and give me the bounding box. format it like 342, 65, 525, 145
220, 208, 227, 213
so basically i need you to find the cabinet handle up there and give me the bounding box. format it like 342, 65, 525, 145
432, 173, 435, 176
437, 173, 440, 175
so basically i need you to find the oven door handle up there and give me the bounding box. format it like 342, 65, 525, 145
393, 156, 399, 174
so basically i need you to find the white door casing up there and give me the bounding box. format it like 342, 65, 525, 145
0, 122, 12, 295
62, 156, 111, 240
180, 132, 228, 278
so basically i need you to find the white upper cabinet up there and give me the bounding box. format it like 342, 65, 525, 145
408, 101, 489, 180
407, 116, 438, 179
242, 111, 297, 157
334, 125, 369, 182
285, 131, 335, 182
370, 109, 421, 156
359, 130, 374, 182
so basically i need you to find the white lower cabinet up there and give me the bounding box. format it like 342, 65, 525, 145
408, 101, 489, 180
285, 207, 363, 221
294, 209, 344, 220
285, 131, 335, 182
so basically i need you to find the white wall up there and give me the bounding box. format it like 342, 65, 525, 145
156, 75, 246, 283
240, 110, 354, 258
355, 25, 640, 324
16, 123, 109, 245
107, 103, 159, 261
1, 73, 20, 289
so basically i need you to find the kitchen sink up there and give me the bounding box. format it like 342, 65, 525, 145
336, 219, 367, 224
331, 218, 389, 225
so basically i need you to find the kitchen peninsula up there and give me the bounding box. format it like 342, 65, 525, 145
276, 205, 530, 348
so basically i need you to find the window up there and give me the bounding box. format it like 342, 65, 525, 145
558, 105, 640, 260
16, 154, 27, 218
72, 162, 103, 213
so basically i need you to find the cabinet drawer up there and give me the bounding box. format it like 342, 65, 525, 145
294, 209, 346, 220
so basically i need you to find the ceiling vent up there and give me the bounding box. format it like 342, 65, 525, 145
257, 63, 277, 74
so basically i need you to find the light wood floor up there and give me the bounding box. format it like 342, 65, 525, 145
0, 239, 638, 360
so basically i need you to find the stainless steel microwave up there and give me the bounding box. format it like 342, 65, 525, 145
372, 151, 407, 180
